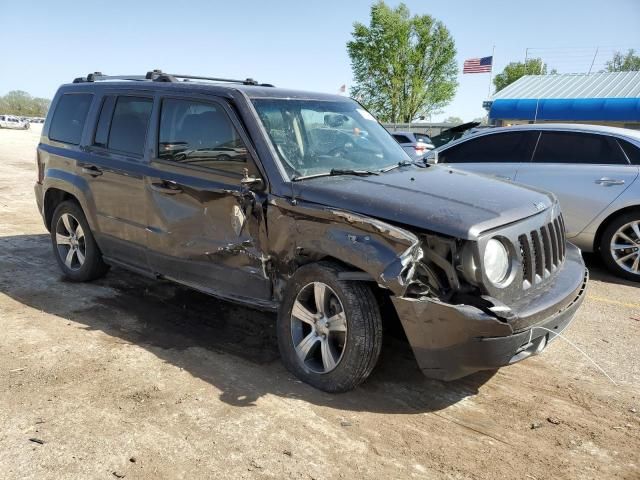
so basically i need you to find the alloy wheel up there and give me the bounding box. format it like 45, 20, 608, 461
610, 220, 640, 275
290, 282, 348, 374
55, 213, 86, 271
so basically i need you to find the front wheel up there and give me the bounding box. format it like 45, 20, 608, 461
600, 212, 640, 282
278, 262, 383, 392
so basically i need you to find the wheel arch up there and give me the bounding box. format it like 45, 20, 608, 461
41, 170, 99, 233
43, 188, 80, 231
593, 205, 640, 252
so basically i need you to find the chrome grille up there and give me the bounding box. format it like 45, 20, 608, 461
520, 213, 566, 288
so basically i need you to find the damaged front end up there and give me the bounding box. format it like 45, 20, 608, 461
383, 225, 588, 381
271, 196, 587, 382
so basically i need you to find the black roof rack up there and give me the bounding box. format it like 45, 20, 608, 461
73, 69, 274, 87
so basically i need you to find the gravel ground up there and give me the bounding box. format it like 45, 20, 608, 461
0, 125, 638, 479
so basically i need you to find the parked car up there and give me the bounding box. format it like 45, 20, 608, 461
0, 115, 30, 129
34, 71, 587, 392
428, 123, 640, 281
391, 131, 434, 159
429, 121, 480, 148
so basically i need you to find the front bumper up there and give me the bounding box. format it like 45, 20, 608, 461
392, 243, 588, 381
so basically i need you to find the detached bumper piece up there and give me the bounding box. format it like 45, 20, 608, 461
392, 243, 588, 381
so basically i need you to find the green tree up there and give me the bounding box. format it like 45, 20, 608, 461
443, 116, 463, 124
493, 58, 549, 92
605, 49, 640, 72
0, 90, 50, 116
347, 1, 458, 123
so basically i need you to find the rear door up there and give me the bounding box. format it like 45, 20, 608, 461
437, 130, 538, 181
514, 130, 639, 238
81, 93, 154, 269
144, 94, 271, 303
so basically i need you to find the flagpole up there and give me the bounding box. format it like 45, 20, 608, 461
487, 45, 495, 99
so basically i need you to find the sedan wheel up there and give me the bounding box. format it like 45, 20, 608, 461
55, 213, 86, 271
600, 212, 640, 282
290, 282, 348, 374
609, 220, 640, 275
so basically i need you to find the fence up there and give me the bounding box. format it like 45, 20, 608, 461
381, 123, 455, 137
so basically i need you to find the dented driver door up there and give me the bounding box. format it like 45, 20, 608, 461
143, 94, 271, 304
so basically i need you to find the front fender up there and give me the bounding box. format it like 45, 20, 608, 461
267, 197, 422, 296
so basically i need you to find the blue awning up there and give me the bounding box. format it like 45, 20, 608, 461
489, 98, 640, 122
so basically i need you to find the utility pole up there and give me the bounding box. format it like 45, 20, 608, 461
488, 45, 496, 98
588, 47, 599, 74
524, 47, 529, 74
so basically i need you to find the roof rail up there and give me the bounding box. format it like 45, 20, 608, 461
145, 69, 273, 86
72, 70, 273, 87
73, 72, 148, 83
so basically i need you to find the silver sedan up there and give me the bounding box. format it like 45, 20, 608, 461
428, 123, 640, 281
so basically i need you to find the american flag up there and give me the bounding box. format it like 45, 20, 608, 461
463, 56, 493, 74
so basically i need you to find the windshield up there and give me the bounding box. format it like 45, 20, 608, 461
252, 98, 411, 179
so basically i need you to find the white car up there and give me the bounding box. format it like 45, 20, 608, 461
0, 115, 30, 129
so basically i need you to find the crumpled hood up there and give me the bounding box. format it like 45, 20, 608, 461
293, 165, 555, 240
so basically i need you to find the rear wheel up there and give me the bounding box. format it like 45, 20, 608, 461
278, 262, 383, 392
600, 212, 640, 282
50, 201, 109, 281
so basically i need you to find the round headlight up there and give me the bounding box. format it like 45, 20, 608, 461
484, 239, 510, 285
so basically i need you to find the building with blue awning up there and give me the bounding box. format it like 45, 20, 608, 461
486, 72, 640, 130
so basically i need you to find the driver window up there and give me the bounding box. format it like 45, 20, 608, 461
158, 98, 248, 176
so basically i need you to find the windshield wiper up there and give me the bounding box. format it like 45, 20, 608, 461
380, 160, 414, 172
380, 159, 429, 173
291, 169, 380, 182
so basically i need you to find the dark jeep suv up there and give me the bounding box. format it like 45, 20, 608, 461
35, 71, 588, 392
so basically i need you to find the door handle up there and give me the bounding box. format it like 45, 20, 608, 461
494, 174, 511, 180
81, 165, 103, 177
595, 177, 625, 186
150, 181, 183, 195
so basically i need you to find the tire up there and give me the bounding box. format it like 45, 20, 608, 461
599, 211, 640, 282
277, 261, 383, 392
50, 200, 109, 282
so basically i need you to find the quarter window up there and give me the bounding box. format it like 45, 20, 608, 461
532, 132, 627, 165
49, 93, 93, 145
158, 98, 248, 174
618, 139, 640, 165
107, 97, 153, 156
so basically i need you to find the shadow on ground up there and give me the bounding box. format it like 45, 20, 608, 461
582, 252, 640, 288
0, 233, 496, 414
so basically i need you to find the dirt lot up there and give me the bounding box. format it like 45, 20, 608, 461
0, 125, 639, 479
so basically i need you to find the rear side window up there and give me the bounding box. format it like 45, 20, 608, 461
439, 131, 537, 164
392, 134, 412, 144
158, 98, 248, 175
107, 97, 153, 156
93, 96, 116, 148
533, 132, 627, 165
49, 93, 93, 145
618, 139, 640, 165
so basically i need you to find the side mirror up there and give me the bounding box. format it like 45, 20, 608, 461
241, 169, 264, 190
424, 150, 439, 165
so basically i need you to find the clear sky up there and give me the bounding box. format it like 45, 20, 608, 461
2, 0, 639, 121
